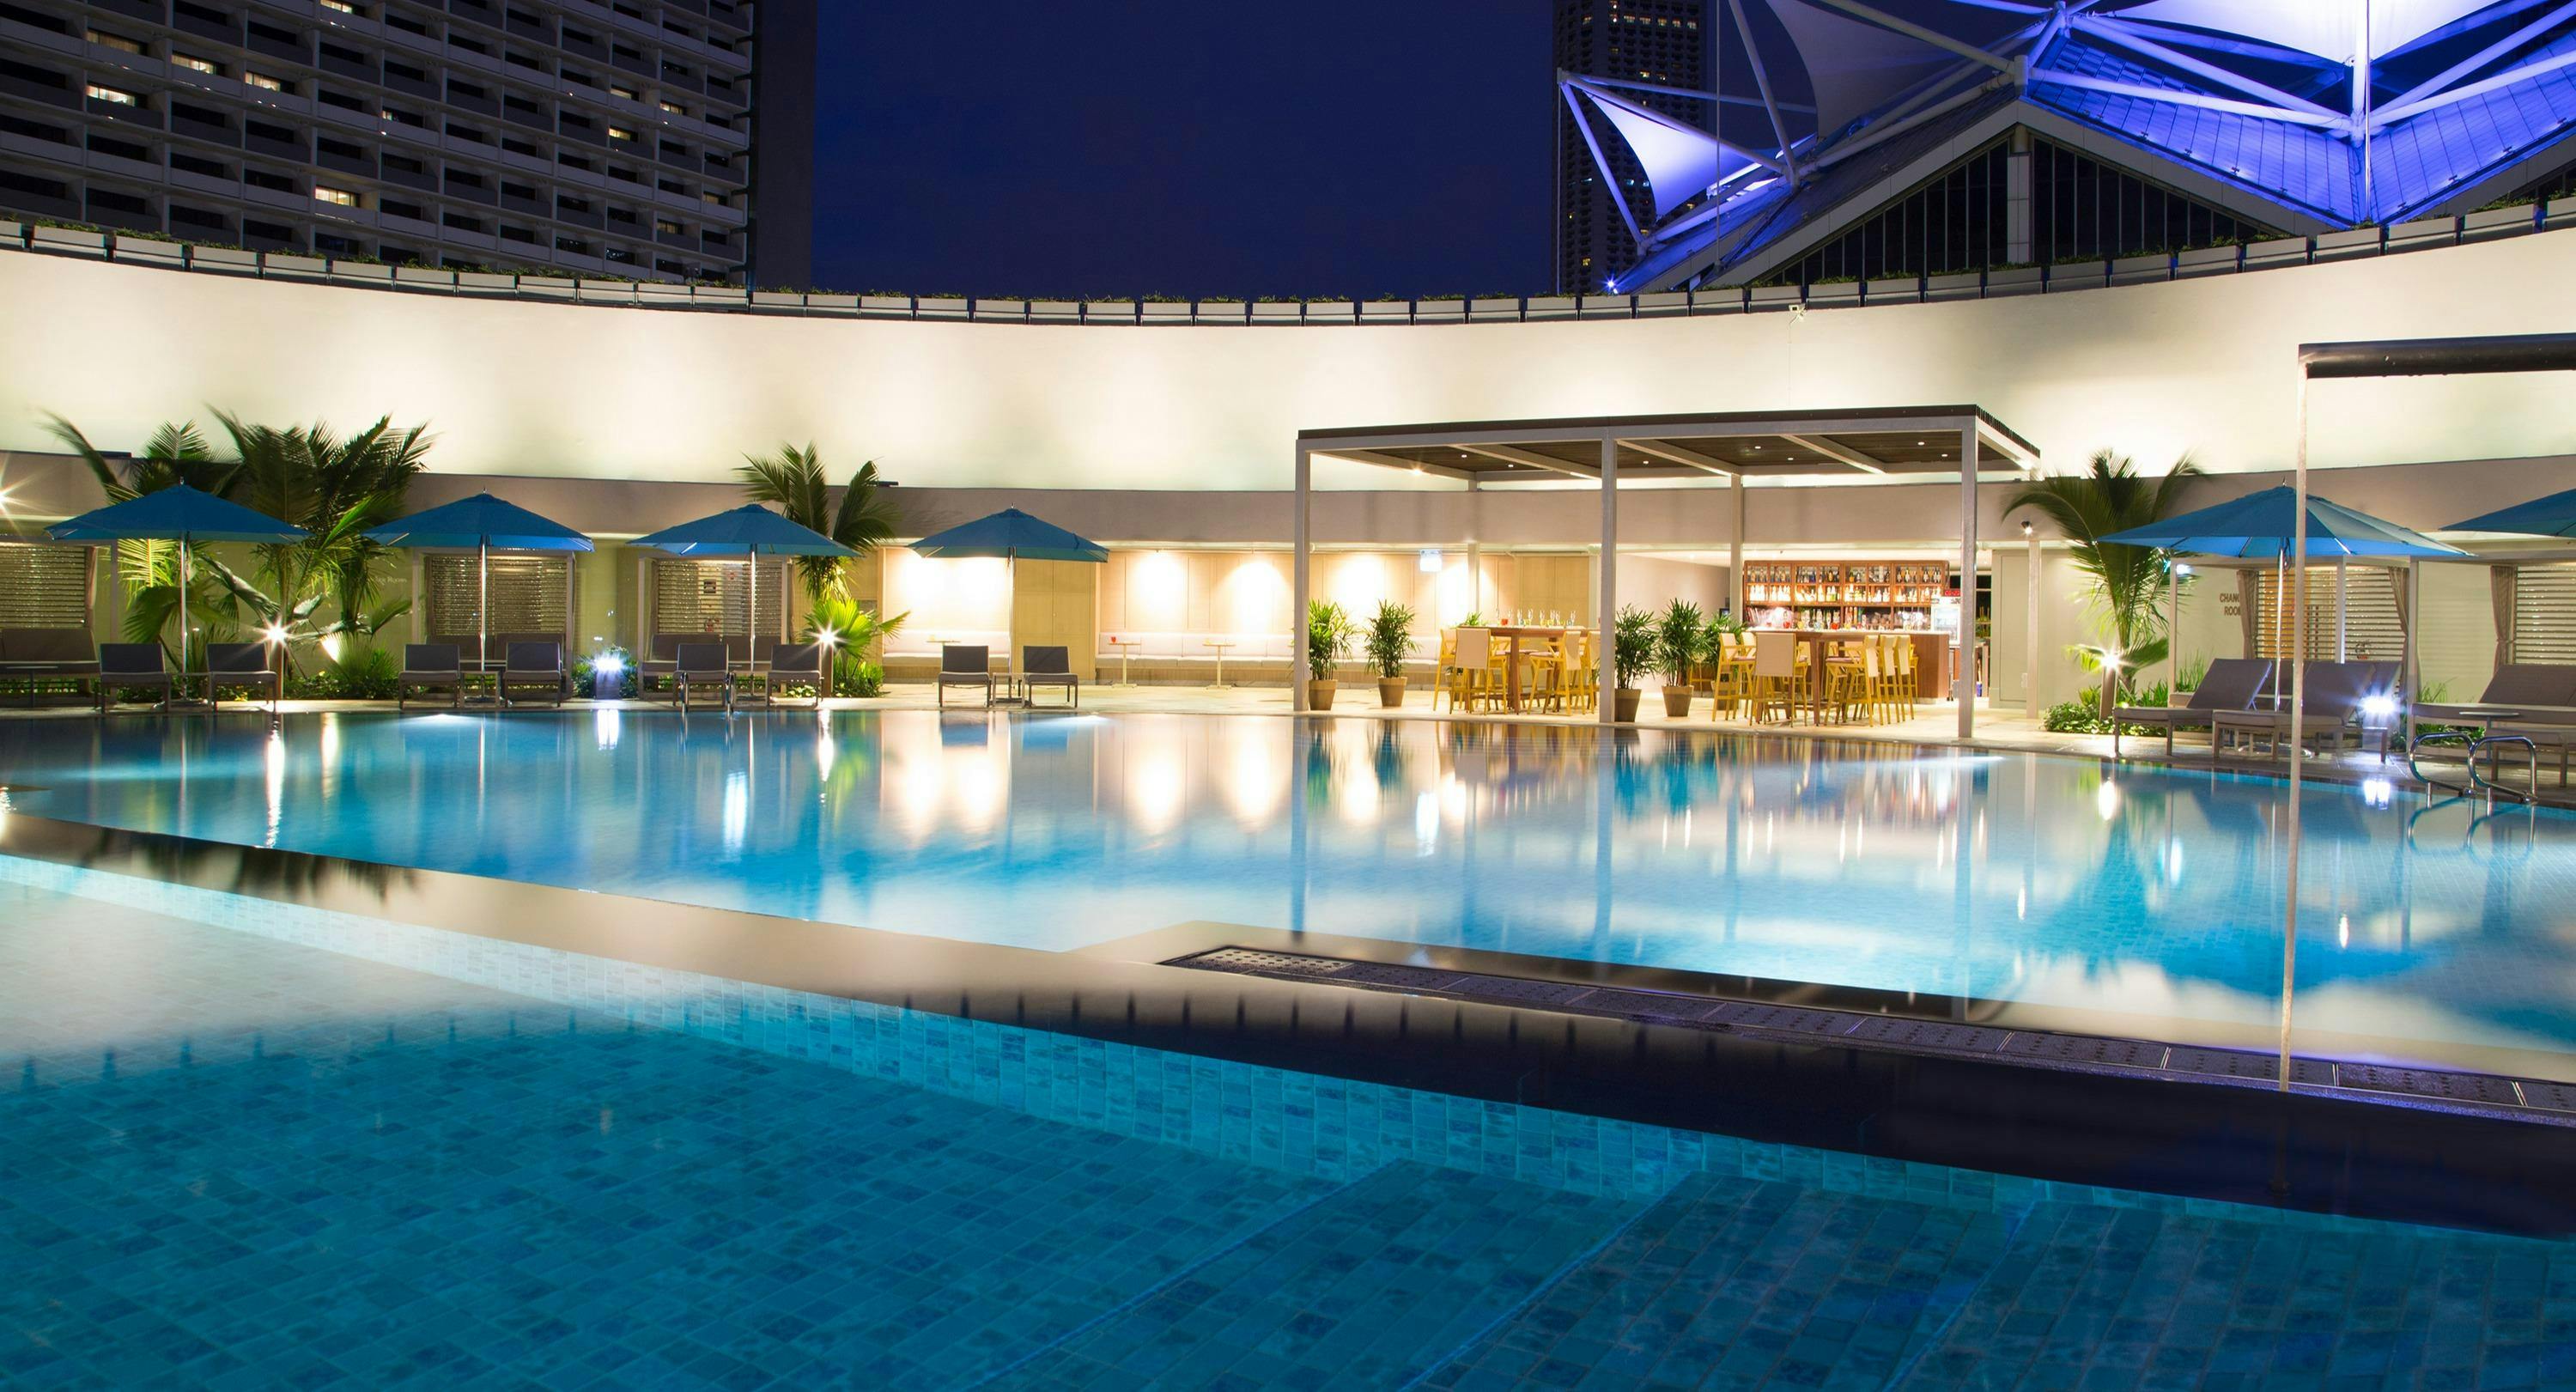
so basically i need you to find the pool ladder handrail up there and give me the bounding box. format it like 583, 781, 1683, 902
2407, 730, 2538, 803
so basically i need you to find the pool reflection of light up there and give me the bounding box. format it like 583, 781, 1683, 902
2166, 840, 2184, 884
2096, 780, 2120, 822
2362, 777, 2394, 808
263, 728, 287, 846
1413, 791, 1437, 853
1220, 724, 1279, 826
721, 770, 748, 856
319, 713, 341, 800
1336, 765, 1379, 824
594, 707, 623, 751
1129, 743, 1186, 836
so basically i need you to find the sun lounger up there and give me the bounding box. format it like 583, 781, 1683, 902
398, 642, 464, 710
2212, 660, 2382, 758
938, 645, 993, 708
0, 629, 101, 706
2111, 656, 2272, 757
1021, 645, 1079, 708
204, 642, 280, 711
751, 641, 824, 708
673, 641, 733, 711
499, 641, 566, 708
94, 642, 173, 714
2415, 663, 2576, 725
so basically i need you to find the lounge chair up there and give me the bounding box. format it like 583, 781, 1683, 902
2212, 660, 2382, 759
673, 640, 733, 711
2111, 657, 2272, 757
2415, 662, 2576, 725
95, 643, 173, 714
937, 644, 993, 708
398, 643, 464, 710
499, 641, 566, 708
1021, 645, 1079, 708
204, 642, 280, 711
0, 629, 101, 707
752, 641, 824, 708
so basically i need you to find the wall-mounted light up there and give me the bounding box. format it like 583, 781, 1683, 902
1418, 549, 1442, 574
2020, 520, 2032, 537
593, 651, 626, 676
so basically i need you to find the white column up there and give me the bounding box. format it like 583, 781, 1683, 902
2334, 556, 2348, 661
2403, 557, 2421, 752
1956, 425, 1978, 738
1728, 477, 1747, 617
1292, 447, 1313, 711
1465, 475, 1482, 620
2278, 375, 2312, 1091
2024, 523, 2041, 713
1597, 437, 1619, 724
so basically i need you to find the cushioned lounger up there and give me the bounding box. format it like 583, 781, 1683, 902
2111, 657, 2272, 757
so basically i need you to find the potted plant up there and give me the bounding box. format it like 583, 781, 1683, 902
1364, 599, 1415, 708
1306, 599, 1356, 710
1611, 605, 1656, 722
1654, 599, 1705, 716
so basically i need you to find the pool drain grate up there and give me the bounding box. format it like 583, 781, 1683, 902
1168, 945, 2576, 1124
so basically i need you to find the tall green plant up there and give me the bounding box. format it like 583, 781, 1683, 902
801, 594, 907, 697
2005, 449, 2200, 714
735, 444, 902, 603
1363, 600, 1415, 679
1654, 599, 1704, 683
1612, 606, 1658, 690
1306, 599, 1357, 678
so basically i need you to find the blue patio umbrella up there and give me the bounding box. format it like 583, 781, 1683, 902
363, 492, 593, 668
47, 484, 307, 672
910, 509, 1109, 686
631, 504, 854, 654
2445, 485, 2576, 538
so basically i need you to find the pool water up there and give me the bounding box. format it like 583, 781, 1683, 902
6, 867, 2572, 1389
4, 709, 2575, 1077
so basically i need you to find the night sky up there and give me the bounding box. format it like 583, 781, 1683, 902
811, 1, 1553, 301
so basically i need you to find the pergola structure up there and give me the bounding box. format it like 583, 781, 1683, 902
1292, 405, 2044, 734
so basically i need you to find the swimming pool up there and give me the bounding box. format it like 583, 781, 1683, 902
4, 708, 2573, 1079
7, 865, 2571, 1389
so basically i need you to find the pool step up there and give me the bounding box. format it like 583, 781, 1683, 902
1167, 945, 2573, 1125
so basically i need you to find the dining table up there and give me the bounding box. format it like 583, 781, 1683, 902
1483, 624, 1587, 712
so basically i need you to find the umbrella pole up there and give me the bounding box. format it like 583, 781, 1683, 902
480, 538, 490, 687
1007, 550, 1018, 699
179, 536, 191, 700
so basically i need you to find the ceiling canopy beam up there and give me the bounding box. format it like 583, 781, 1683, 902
1456, 442, 1601, 479
1619, 439, 1741, 475
1781, 435, 1886, 473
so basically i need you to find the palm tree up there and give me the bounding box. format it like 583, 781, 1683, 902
211, 410, 430, 664
45, 415, 240, 660
733, 443, 902, 602
2006, 449, 2200, 713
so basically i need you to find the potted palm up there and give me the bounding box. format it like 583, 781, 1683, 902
1655, 599, 1704, 716
1306, 599, 1355, 710
1611, 605, 1656, 721
1364, 599, 1415, 708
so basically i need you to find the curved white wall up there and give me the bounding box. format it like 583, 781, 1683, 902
4, 232, 2576, 491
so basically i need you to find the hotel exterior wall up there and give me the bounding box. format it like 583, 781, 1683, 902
6, 232, 2576, 491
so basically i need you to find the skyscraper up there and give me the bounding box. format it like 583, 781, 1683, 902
0, 0, 814, 286
1553, 0, 1710, 294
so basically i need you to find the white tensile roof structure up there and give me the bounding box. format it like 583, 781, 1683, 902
1563, 0, 2576, 291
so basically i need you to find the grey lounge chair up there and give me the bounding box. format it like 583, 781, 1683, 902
938, 644, 993, 708
398, 642, 464, 710
204, 642, 280, 710
2213, 660, 2381, 759
499, 641, 566, 707
95, 643, 173, 714
754, 641, 824, 708
673, 641, 733, 711
2415, 663, 2576, 725
2112, 657, 2273, 757
1021, 645, 1079, 708
0, 629, 101, 707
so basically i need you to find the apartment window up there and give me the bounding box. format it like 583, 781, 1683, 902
604, 246, 634, 263
606, 205, 635, 224
557, 152, 592, 171
654, 218, 680, 234
246, 118, 293, 142
607, 126, 635, 142
661, 63, 691, 79
89, 131, 149, 161
319, 1, 356, 13
555, 235, 586, 252
700, 191, 724, 206
501, 223, 535, 243
657, 139, 684, 157
383, 153, 422, 173
318, 90, 364, 112
657, 177, 682, 194
556, 193, 591, 212
501, 135, 538, 156
170, 151, 230, 178
611, 45, 641, 62
450, 34, 487, 55
386, 12, 428, 34
88, 189, 150, 215
86, 83, 139, 106
447, 123, 490, 143
381, 197, 424, 218
171, 100, 228, 126
243, 217, 293, 243
169, 204, 228, 229
314, 233, 360, 253
244, 72, 285, 92
380, 106, 422, 127
450, 79, 486, 100
319, 41, 364, 64
86, 29, 146, 55
609, 84, 638, 100
564, 26, 595, 46
172, 54, 222, 76
658, 100, 685, 116
244, 167, 294, 191
314, 185, 357, 206
385, 58, 425, 81
446, 168, 486, 190
506, 50, 544, 72
441, 211, 484, 231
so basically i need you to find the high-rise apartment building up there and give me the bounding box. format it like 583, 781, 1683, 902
1553, 0, 1710, 294
0, 0, 814, 286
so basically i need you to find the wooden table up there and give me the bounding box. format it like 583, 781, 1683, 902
1485, 625, 1584, 712
1104, 636, 1140, 686
1761, 629, 1952, 723
1204, 639, 1236, 689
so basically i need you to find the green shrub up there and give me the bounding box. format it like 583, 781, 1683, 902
2041, 699, 2157, 736
285, 646, 399, 700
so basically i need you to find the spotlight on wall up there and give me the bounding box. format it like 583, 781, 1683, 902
2020, 520, 2032, 537
1418, 549, 1442, 574
593, 651, 626, 677
261, 623, 289, 645
2174, 563, 2193, 577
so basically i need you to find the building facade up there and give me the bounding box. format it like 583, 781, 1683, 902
1552, 0, 1710, 295
0, 0, 813, 284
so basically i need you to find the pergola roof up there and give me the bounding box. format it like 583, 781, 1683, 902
1297, 405, 2042, 483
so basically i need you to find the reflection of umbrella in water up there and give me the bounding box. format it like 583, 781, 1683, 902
47, 485, 309, 691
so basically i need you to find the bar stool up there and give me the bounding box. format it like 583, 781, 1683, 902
1751, 630, 1807, 724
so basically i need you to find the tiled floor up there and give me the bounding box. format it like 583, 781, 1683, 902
6, 878, 2575, 1390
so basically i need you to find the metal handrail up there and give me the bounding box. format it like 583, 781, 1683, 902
2408, 730, 2537, 801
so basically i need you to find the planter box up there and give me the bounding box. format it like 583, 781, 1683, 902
1467, 297, 1522, 320
1027, 300, 1078, 321
191, 245, 262, 275
263, 252, 328, 279
1984, 264, 2044, 297
0, 218, 23, 247
2463, 204, 2540, 242
1082, 300, 1134, 322
519, 275, 576, 299
1748, 284, 1802, 312
965, 298, 1020, 320
2241, 236, 2311, 270
1194, 301, 1246, 324
750, 290, 805, 310
691, 286, 750, 309
1139, 301, 1191, 323
330, 261, 395, 285
1632, 290, 1689, 318
1249, 301, 1303, 323
1359, 301, 1412, 323
392, 264, 456, 290
2548, 198, 2576, 229
1690, 287, 1746, 313
915, 296, 969, 319
1302, 301, 1356, 322
1802, 282, 1860, 308
859, 295, 913, 318
1861, 277, 1920, 306
635, 281, 692, 305
575, 280, 635, 303
112, 237, 188, 267
31, 225, 108, 256
2048, 259, 2108, 290
2385, 216, 2456, 253
1522, 295, 1577, 321
2173, 244, 2242, 279
1577, 294, 1633, 319
806, 292, 860, 314
1411, 299, 1466, 322
2108, 252, 2170, 286
1923, 271, 1981, 302
457, 270, 518, 295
